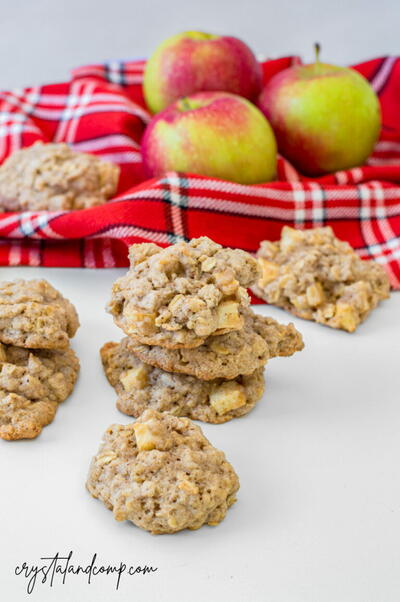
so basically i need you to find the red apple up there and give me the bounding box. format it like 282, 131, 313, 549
258, 50, 381, 176
143, 31, 262, 114
141, 91, 277, 184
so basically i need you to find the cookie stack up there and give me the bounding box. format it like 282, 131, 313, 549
90, 237, 304, 535
102, 237, 304, 424
0, 279, 80, 440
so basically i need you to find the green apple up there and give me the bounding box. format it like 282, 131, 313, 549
141, 91, 277, 184
258, 46, 381, 176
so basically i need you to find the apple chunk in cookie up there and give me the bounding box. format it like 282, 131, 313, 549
86, 410, 240, 534
100, 338, 265, 424
252, 226, 390, 332
107, 237, 260, 349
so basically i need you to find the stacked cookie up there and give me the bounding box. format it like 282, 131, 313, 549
0, 279, 80, 440
102, 237, 304, 424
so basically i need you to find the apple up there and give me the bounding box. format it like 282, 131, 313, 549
141, 91, 277, 184
258, 46, 381, 176
143, 31, 262, 114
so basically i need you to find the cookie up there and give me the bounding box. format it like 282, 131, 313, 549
100, 338, 265, 423
0, 391, 58, 440
0, 279, 79, 349
0, 343, 80, 404
128, 309, 304, 381
86, 409, 239, 534
0, 141, 120, 211
253, 226, 390, 332
107, 237, 260, 349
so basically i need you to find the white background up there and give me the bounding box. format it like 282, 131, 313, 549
0, 0, 398, 88
0, 266, 399, 602
0, 2, 400, 600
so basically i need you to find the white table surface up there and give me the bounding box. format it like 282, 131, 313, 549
0, 266, 399, 602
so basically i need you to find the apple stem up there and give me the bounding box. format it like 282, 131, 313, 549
315, 42, 321, 63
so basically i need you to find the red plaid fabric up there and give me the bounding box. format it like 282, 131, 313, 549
0, 56, 400, 289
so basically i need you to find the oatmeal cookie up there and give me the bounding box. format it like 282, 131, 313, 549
0, 279, 79, 349
128, 309, 303, 380
0, 141, 119, 211
86, 410, 239, 534
0, 391, 58, 440
101, 338, 265, 423
0, 343, 79, 403
253, 226, 390, 332
107, 237, 260, 349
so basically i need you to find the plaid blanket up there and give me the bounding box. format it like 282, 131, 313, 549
0, 56, 399, 289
